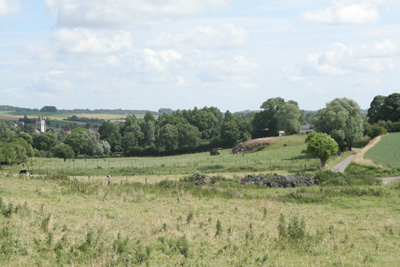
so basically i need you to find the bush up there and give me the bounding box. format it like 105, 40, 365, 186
314, 170, 381, 186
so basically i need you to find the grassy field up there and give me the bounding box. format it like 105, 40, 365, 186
0, 173, 399, 266
1, 135, 399, 265
2, 135, 323, 180
364, 133, 400, 168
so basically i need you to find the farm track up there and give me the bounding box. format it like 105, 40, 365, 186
331, 149, 360, 173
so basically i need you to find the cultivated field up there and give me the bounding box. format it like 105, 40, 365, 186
0, 111, 143, 123
364, 133, 400, 168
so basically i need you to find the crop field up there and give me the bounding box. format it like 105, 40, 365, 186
0, 111, 143, 123
365, 133, 400, 168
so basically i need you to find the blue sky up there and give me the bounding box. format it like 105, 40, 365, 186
1, 0, 399, 112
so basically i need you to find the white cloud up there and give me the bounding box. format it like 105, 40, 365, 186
301, 1, 379, 24
358, 39, 399, 57
150, 24, 248, 50
140, 48, 182, 72
197, 56, 258, 83
45, 0, 228, 28
0, 0, 20, 16
307, 40, 398, 75
53, 28, 132, 54
282, 65, 307, 83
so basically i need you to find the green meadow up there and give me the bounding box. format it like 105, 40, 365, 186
3, 135, 321, 180
1, 134, 399, 266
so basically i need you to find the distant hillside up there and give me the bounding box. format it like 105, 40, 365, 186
0, 105, 158, 115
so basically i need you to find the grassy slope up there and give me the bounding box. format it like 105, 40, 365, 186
3, 135, 323, 179
0, 175, 399, 266
364, 133, 400, 168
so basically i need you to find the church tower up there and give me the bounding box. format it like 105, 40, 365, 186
35, 115, 46, 133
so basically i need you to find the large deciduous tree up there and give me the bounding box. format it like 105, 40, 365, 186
276, 101, 304, 135
157, 124, 179, 152
54, 144, 75, 162
367, 95, 386, 123
251, 97, 303, 138
367, 93, 400, 124
313, 98, 363, 152
32, 132, 58, 151
0, 121, 13, 142
304, 132, 338, 168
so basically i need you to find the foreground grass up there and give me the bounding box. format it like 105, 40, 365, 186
1, 174, 399, 266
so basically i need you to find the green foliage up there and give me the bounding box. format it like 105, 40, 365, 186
32, 132, 58, 151
65, 128, 110, 157
304, 132, 338, 168
364, 122, 387, 139
314, 170, 382, 186
157, 124, 179, 152
40, 106, 57, 112
346, 163, 400, 178
0, 142, 28, 165
313, 98, 363, 151
277, 101, 304, 135
54, 144, 75, 161
368, 93, 400, 123
0, 121, 13, 142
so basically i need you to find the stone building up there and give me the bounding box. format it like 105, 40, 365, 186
35, 115, 46, 133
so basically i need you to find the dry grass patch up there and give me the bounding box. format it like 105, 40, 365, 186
352, 136, 383, 167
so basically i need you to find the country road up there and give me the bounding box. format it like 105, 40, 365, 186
331, 149, 360, 173
331, 150, 400, 184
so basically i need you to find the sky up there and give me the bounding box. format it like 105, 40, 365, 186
1, 0, 399, 112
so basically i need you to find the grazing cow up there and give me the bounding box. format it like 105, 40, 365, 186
19, 169, 30, 176
210, 148, 223, 156
106, 175, 112, 178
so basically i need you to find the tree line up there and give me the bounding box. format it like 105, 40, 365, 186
1, 94, 400, 165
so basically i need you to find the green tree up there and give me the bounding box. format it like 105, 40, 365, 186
251, 97, 286, 138
23, 124, 37, 135
220, 120, 240, 147
144, 111, 156, 123
381, 93, 400, 122
0, 121, 13, 142
120, 115, 144, 146
64, 128, 88, 157
0, 142, 28, 165
10, 137, 34, 157
313, 98, 363, 152
99, 121, 121, 152
121, 132, 140, 155
276, 101, 304, 135
32, 132, 58, 151
157, 124, 179, 152
40, 106, 57, 112
304, 132, 338, 168
142, 121, 156, 147
178, 123, 201, 149
16, 132, 33, 145
367, 95, 386, 123
54, 144, 75, 162
364, 123, 387, 139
